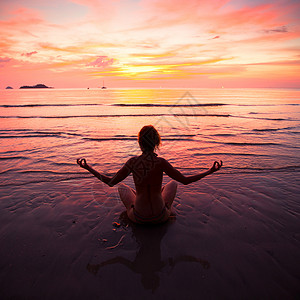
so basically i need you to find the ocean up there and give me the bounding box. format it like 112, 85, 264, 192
0, 88, 299, 298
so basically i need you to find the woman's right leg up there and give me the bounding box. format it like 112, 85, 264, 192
161, 180, 177, 209
118, 183, 136, 222
118, 183, 136, 209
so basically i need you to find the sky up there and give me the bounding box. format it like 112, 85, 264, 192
0, 0, 299, 88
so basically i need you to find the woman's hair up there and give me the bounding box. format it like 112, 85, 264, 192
138, 125, 161, 152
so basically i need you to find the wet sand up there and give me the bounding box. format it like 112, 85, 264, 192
0, 171, 299, 299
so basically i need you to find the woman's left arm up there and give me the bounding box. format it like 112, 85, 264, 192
77, 158, 131, 187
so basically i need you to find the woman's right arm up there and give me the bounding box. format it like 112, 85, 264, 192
162, 158, 222, 185
77, 158, 132, 187
77, 158, 113, 185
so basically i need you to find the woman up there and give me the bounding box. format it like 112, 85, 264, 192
77, 125, 222, 224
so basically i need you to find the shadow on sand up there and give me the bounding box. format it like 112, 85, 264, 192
87, 212, 210, 292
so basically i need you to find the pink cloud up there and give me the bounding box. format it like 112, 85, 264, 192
21, 51, 38, 57
0, 6, 47, 52
0, 57, 11, 63
0, 6, 44, 27
265, 25, 288, 33
138, 0, 299, 37
0, 57, 11, 67
86, 56, 114, 68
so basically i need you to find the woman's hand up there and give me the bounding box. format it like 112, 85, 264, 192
209, 160, 223, 174
77, 158, 89, 170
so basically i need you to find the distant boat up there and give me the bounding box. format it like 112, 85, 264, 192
101, 80, 107, 89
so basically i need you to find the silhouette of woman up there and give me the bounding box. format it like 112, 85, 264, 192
77, 125, 222, 224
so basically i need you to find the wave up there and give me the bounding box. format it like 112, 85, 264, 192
1, 165, 299, 188
253, 128, 285, 132
177, 165, 300, 174
84, 137, 136, 141
232, 115, 290, 121
2, 103, 298, 109
216, 141, 299, 148
209, 133, 236, 137
0, 129, 80, 135
84, 133, 195, 142
0, 169, 80, 176
83, 137, 194, 142
0, 127, 298, 145
252, 126, 299, 132
1, 134, 71, 139
193, 152, 275, 157
0, 151, 292, 166
0, 129, 82, 139
200, 139, 299, 149
0, 156, 30, 160
20, 170, 80, 175
223, 165, 300, 174
1, 113, 297, 121
0, 103, 103, 108
231, 103, 300, 107
112, 103, 227, 107
0, 113, 231, 119
0, 129, 196, 141
225, 165, 300, 171
0, 175, 91, 188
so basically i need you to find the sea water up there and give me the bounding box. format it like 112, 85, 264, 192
0, 88, 299, 298
0, 88, 299, 186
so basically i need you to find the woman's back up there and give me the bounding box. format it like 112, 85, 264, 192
128, 153, 165, 216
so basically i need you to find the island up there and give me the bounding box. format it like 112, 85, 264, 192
19, 84, 53, 89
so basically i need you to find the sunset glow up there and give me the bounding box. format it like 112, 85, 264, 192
0, 0, 299, 88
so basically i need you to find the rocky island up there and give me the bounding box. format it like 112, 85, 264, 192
20, 84, 53, 89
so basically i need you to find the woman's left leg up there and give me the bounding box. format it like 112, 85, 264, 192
161, 180, 178, 209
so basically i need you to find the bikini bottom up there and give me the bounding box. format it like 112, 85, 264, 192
131, 205, 169, 224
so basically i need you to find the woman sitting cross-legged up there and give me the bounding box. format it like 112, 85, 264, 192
77, 125, 222, 224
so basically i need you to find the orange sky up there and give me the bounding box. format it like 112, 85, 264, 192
0, 0, 299, 88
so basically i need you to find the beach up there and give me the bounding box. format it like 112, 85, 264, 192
0, 88, 299, 299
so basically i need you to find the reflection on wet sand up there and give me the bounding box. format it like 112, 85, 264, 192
87, 212, 210, 292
